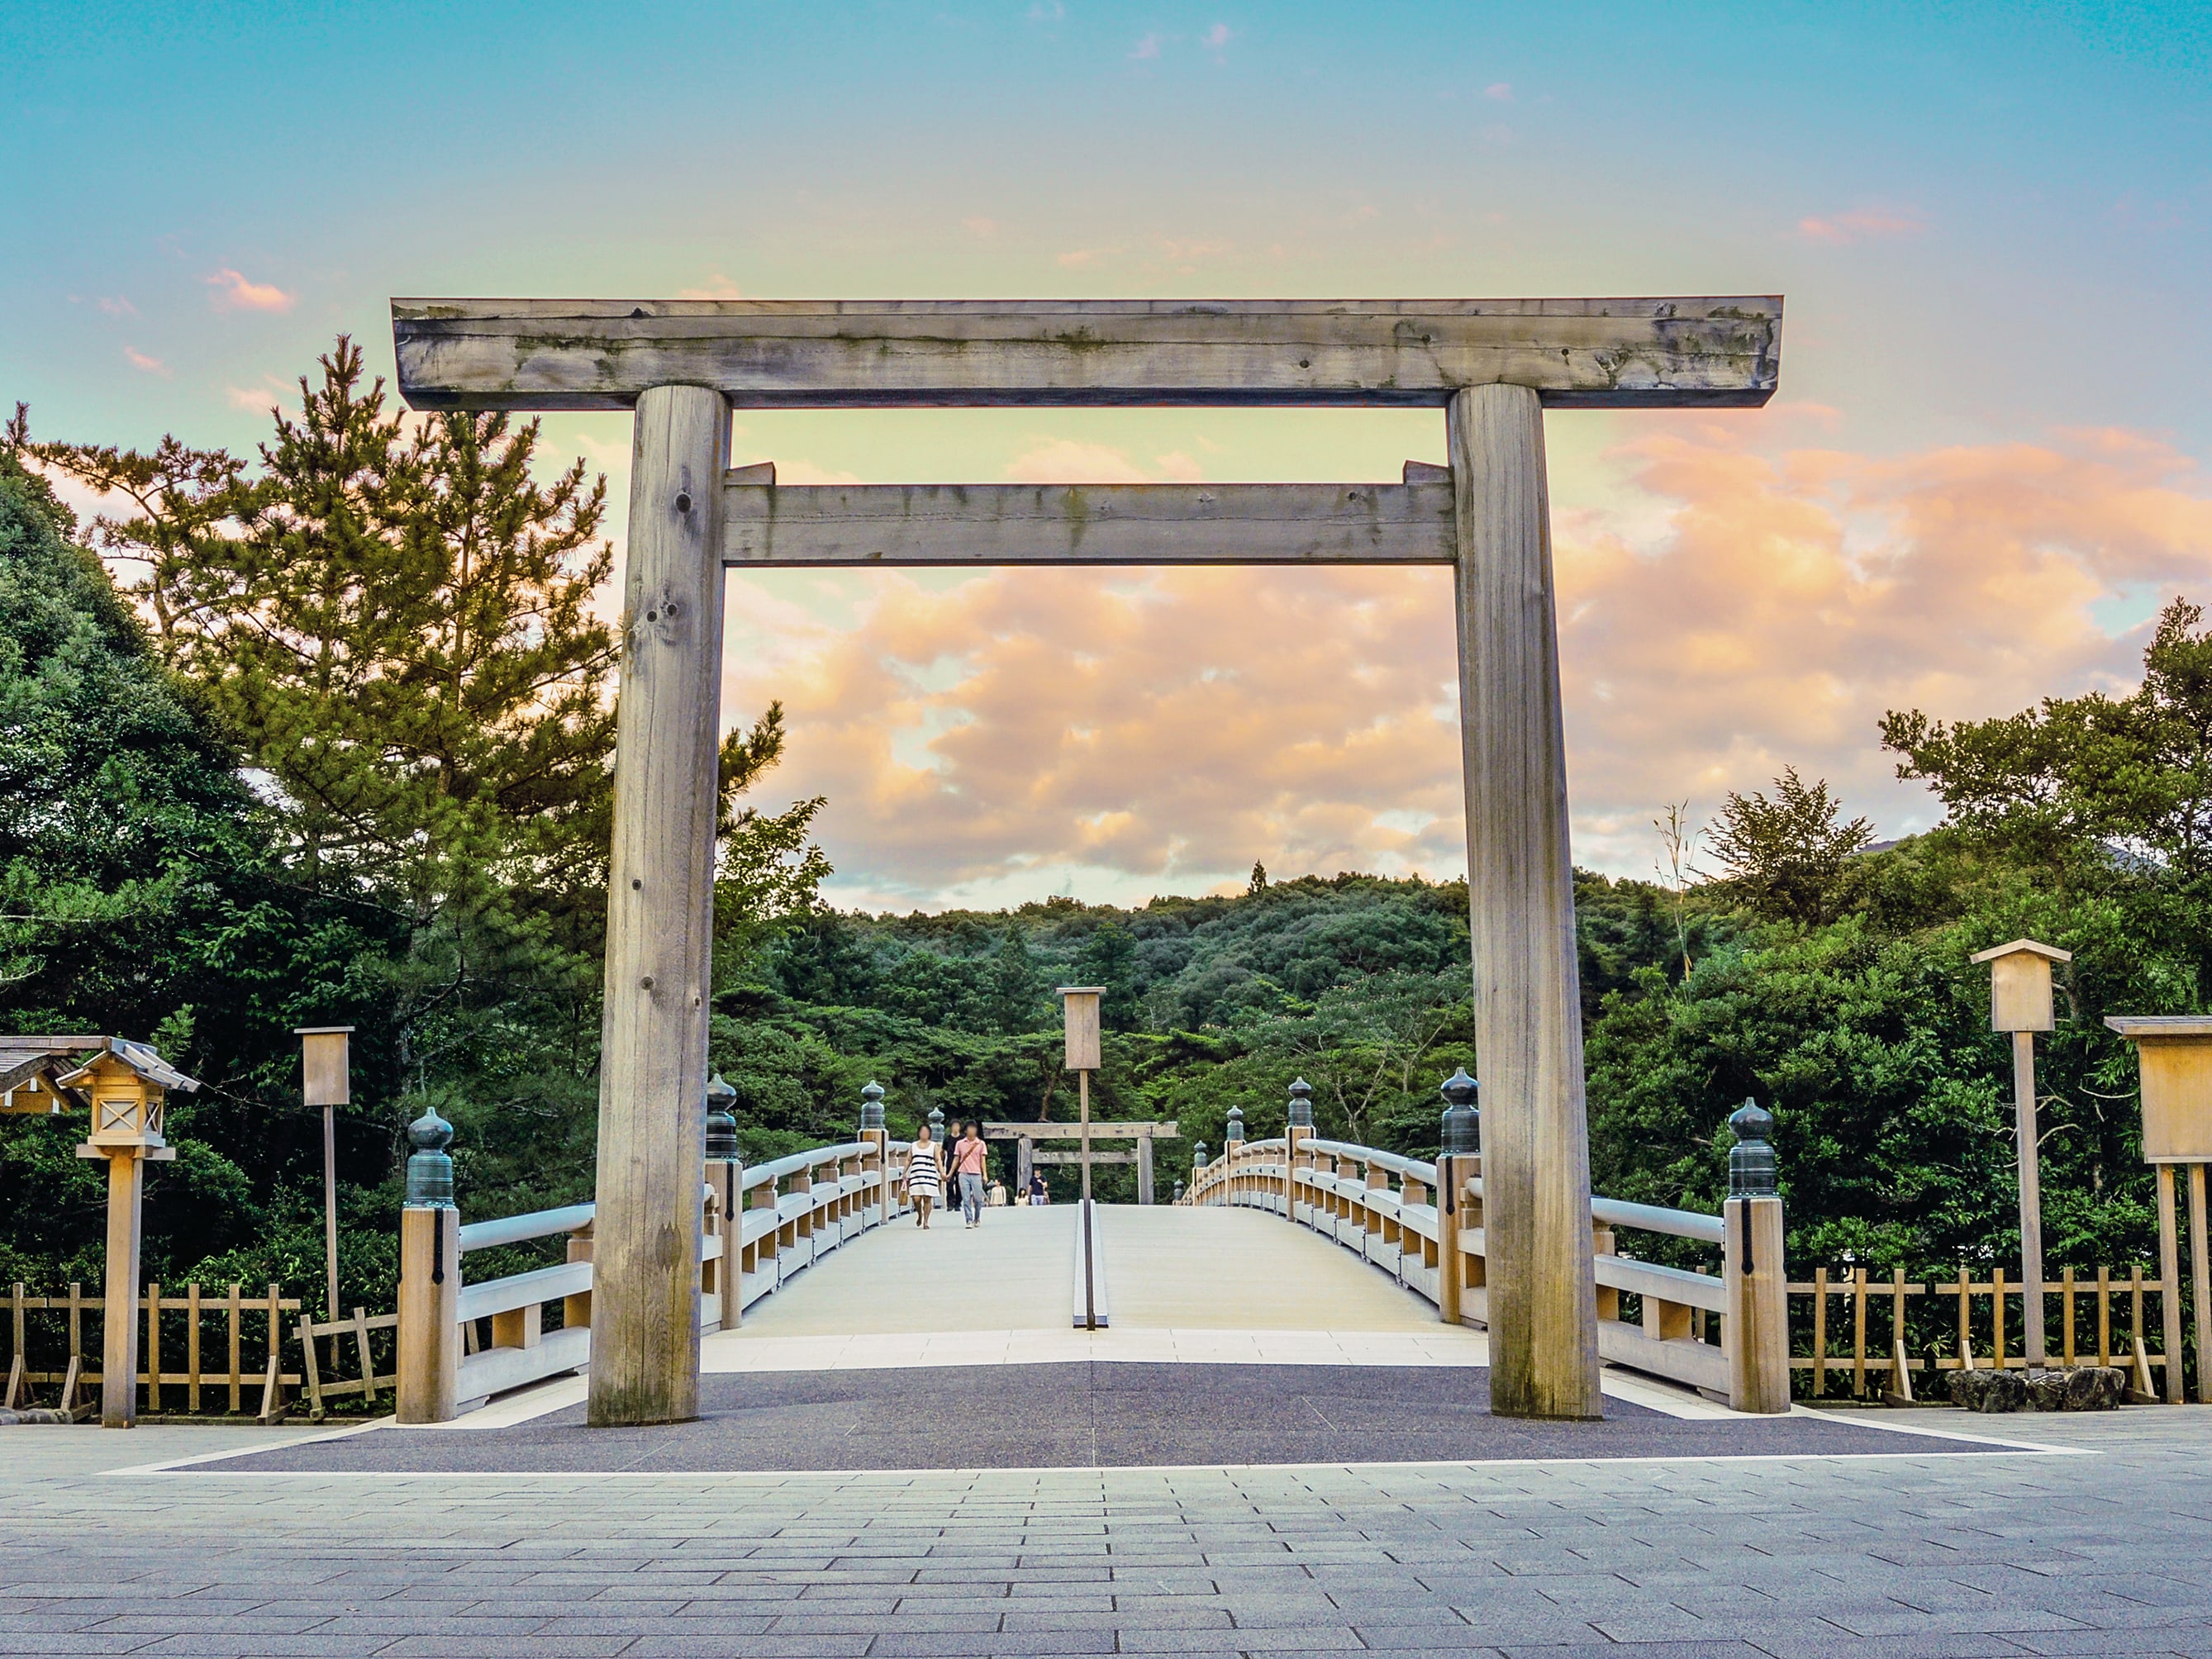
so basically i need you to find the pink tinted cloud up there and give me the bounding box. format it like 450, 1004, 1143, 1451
1796, 206, 1927, 245
721, 426, 2212, 902
122, 347, 169, 377
1483, 81, 1513, 101
205, 268, 294, 311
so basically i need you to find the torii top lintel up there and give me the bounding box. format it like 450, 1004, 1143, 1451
391, 297, 1781, 412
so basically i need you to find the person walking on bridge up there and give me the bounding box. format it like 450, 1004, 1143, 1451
906, 1122, 943, 1229
953, 1121, 990, 1229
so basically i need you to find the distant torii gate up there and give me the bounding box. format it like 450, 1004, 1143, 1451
392, 297, 1781, 1427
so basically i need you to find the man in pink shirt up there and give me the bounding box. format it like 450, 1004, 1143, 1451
951, 1122, 991, 1229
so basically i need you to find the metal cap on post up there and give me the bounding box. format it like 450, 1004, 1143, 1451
927, 1105, 945, 1141
1727, 1099, 1777, 1198
1193, 1140, 1208, 1172
1286, 1078, 1313, 1129
404, 1109, 457, 1210
704, 1074, 740, 1162
859, 1079, 886, 1134
1225, 1105, 1244, 1145
1440, 1067, 1481, 1157
1173, 1179, 1185, 1203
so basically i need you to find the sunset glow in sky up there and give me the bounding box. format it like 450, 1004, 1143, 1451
7, 2, 2210, 908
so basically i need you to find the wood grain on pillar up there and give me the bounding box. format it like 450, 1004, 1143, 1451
588, 383, 730, 1427
1446, 383, 1602, 1420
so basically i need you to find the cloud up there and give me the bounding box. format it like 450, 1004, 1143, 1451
1056, 247, 1116, 268
1796, 206, 1927, 245
719, 422, 2212, 906
226, 378, 297, 416
1201, 22, 1231, 50
961, 215, 999, 239
122, 347, 169, 377
1001, 440, 1207, 484
1130, 31, 1161, 58
1483, 81, 1513, 100
678, 274, 744, 299
1027, 0, 1063, 16
204, 268, 293, 311
98, 296, 136, 317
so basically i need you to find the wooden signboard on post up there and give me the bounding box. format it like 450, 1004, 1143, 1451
295, 1026, 353, 1327
2106, 1015, 2212, 1404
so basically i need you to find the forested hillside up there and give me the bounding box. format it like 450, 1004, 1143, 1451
3, 346, 2204, 1306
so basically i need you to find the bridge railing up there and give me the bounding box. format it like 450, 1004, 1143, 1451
397, 1121, 911, 1422
1179, 1114, 1788, 1414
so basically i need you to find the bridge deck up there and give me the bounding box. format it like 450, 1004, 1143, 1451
726, 1204, 1444, 1338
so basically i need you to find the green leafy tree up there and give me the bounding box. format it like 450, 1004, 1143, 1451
1077, 919, 1139, 1028
1706, 768, 1874, 924
987, 929, 1040, 1034
1882, 597, 2212, 882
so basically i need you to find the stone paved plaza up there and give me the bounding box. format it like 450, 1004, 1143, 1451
2, 1403, 2209, 1658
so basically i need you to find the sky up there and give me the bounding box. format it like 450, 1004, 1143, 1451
5, 1, 2210, 910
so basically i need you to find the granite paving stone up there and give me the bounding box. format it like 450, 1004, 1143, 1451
2, 1406, 2208, 1659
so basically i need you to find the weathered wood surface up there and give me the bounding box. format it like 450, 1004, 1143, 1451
1447, 383, 1602, 1421
392, 297, 1781, 411
723, 482, 1456, 567
983, 1121, 1177, 1138
99, 1153, 140, 1428
587, 384, 730, 1428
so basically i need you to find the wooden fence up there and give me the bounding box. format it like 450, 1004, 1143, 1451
1789, 1264, 2177, 1401
4, 1281, 302, 1421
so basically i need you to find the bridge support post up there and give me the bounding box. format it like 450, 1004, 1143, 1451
1725, 1196, 1789, 1413
396, 1208, 459, 1425
588, 383, 730, 1428
1448, 383, 1602, 1421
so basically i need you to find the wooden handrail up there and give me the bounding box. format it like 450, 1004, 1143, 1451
1183, 1124, 1787, 1414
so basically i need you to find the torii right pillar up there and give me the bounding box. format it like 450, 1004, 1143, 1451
1449, 384, 1602, 1419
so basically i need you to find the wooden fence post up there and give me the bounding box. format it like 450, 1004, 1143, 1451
396, 1110, 460, 1425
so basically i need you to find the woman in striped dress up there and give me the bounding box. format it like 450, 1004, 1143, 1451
905, 1124, 944, 1229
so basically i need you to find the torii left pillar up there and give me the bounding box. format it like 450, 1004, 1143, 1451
588, 383, 731, 1427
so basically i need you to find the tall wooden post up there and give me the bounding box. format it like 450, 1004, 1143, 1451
99, 1152, 144, 1428
1446, 383, 1601, 1420
1973, 940, 2067, 1367
588, 383, 731, 1428
2104, 1015, 2212, 1405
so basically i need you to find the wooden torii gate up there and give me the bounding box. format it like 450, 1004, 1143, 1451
392, 297, 1781, 1426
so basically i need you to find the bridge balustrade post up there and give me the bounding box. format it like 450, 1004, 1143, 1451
1724, 1100, 1789, 1414
396, 1110, 460, 1425
859, 1081, 888, 1224
704, 1075, 740, 1331
1286, 1079, 1313, 1223
752, 1177, 779, 1290
1591, 1224, 1618, 1322
564, 1223, 594, 1336
1437, 1069, 1482, 1329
